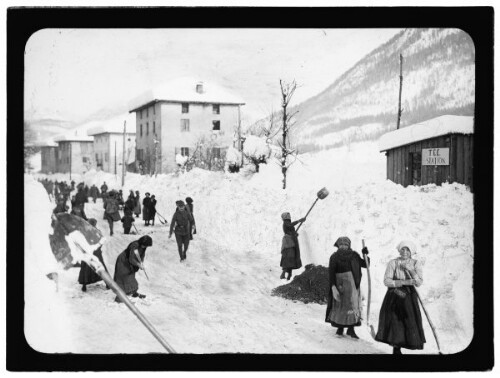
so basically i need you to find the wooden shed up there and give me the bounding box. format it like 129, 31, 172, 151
379, 115, 474, 191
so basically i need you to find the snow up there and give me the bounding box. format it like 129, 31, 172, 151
379, 115, 474, 151
242, 135, 271, 159
175, 153, 188, 166
128, 77, 245, 112
87, 113, 136, 135
26, 141, 473, 354
53, 134, 94, 143
225, 146, 242, 166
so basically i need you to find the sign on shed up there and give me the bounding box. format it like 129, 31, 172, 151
422, 148, 449, 166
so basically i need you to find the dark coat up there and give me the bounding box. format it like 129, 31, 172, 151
149, 199, 157, 219
53, 202, 69, 214
78, 247, 108, 285
280, 219, 302, 270
134, 196, 141, 215
170, 209, 193, 236
325, 249, 368, 323
121, 215, 135, 228
124, 198, 135, 216
113, 240, 146, 294
142, 197, 151, 220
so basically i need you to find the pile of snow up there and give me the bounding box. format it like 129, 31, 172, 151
242, 135, 271, 159
226, 146, 242, 166
28, 141, 473, 354
175, 154, 188, 167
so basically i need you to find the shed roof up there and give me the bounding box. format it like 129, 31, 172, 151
128, 77, 245, 112
54, 135, 94, 143
379, 115, 474, 152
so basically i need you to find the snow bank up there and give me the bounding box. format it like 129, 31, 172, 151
24, 175, 77, 352
29, 141, 473, 354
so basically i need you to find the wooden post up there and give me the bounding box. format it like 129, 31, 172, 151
396, 54, 403, 130
122, 121, 126, 186
69, 143, 72, 180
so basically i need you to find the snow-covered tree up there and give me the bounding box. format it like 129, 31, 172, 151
242, 134, 271, 173
225, 145, 242, 173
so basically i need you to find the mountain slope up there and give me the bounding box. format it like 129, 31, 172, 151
288, 28, 475, 151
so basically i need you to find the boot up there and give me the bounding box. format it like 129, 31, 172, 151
393, 346, 402, 354
336, 327, 344, 336
286, 271, 292, 280
280, 271, 286, 279
346, 326, 359, 339
81, 284, 87, 292
132, 291, 146, 299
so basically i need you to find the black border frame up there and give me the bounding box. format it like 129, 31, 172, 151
8, 6, 494, 372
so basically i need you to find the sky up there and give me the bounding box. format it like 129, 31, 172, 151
24, 28, 402, 136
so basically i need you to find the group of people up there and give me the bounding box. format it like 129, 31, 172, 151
280, 212, 425, 354
77, 196, 197, 302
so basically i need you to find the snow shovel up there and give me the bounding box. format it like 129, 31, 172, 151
134, 249, 150, 281
415, 288, 443, 354
50, 213, 175, 353
362, 239, 376, 339
296, 187, 329, 232
132, 222, 140, 235
155, 211, 168, 225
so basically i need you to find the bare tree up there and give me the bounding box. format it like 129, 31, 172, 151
279, 79, 300, 189
396, 53, 404, 129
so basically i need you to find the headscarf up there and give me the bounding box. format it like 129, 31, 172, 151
176, 200, 185, 207
281, 212, 291, 221
139, 235, 153, 247
396, 240, 417, 255
334, 236, 351, 248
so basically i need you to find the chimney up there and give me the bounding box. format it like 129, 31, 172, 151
196, 81, 204, 94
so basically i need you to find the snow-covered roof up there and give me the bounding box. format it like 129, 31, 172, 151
39, 141, 58, 148
54, 134, 94, 143
87, 114, 136, 136
128, 77, 245, 112
379, 115, 474, 152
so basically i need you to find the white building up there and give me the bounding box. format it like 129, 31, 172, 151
87, 114, 136, 177
128, 77, 245, 174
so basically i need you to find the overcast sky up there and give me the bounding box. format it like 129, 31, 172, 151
25, 28, 402, 132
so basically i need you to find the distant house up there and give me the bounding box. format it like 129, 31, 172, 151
379, 115, 474, 190
129, 77, 245, 174
40, 141, 58, 174
54, 135, 94, 175
87, 115, 136, 177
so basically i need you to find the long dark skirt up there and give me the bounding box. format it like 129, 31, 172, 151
78, 249, 108, 285
280, 246, 302, 270
375, 286, 426, 350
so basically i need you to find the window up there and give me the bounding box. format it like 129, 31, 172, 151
105, 153, 109, 162
181, 119, 190, 132
212, 147, 221, 158
182, 103, 189, 113
147, 122, 149, 136
140, 109, 143, 119
212, 120, 221, 131
153, 105, 155, 115
146, 107, 149, 117
95, 153, 99, 162
137, 149, 144, 161
82, 157, 89, 163
153, 121, 156, 134
181, 147, 190, 157
140, 124, 143, 137
213, 104, 220, 114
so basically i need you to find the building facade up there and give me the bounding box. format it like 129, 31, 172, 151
89, 132, 136, 176
130, 79, 244, 174
40, 145, 58, 174
379, 115, 474, 191
54, 138, 95, 175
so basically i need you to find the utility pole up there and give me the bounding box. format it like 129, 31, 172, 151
122, 121, 126, 186
69, 142, 72, 180
396, 54, 404, 130
238, 105, 243, 166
